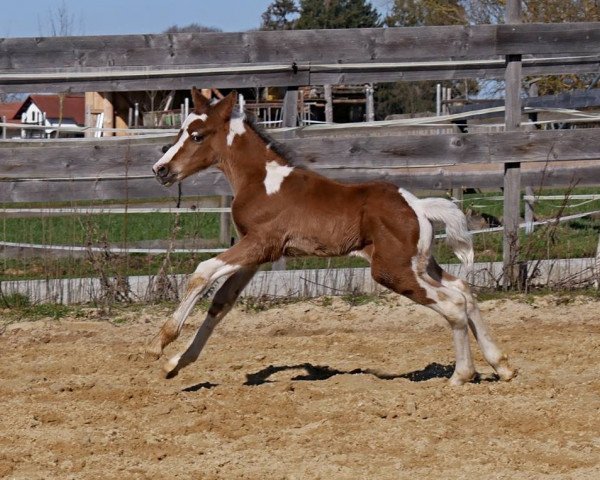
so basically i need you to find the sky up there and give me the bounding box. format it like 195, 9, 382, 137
1, 0, 391, 38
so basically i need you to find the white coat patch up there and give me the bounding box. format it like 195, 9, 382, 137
194, 257, 239, 283
399, 188, 432, 255
264, 161, 294, 195
227, 115, 246, 146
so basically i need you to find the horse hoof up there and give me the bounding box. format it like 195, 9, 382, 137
497, 365, 517, 382
145, 339, 163, 360
162, 355, 181, 379
448, 370, 475, 386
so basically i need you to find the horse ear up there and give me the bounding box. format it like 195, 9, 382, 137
191, 87, 210, 113
212, 91, 237, 121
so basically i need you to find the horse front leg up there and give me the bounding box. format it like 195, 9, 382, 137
162, 265, 258, 378
146, 237, 270, 375
146, 257, 240, 358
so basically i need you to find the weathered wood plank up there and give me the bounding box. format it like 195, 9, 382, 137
0, 136, 167, 177
2, 128, 600, 179
2, 24, 598, 71
0, 70, 312, 94
2, 24, 600, 92
497, 23, 600, 55
3, 57, 600, 93
0, 27, 495, 71
1, 161, 598, 203
450, 88, 600, 117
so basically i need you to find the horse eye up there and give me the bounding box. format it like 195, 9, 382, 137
191, 133, 203, 143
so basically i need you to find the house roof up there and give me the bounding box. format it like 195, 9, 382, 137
15, 94, 85, 125
0, 102, 22, 122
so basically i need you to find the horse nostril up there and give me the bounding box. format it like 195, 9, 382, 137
155, 165, 169, 178
162, 145, 172, 154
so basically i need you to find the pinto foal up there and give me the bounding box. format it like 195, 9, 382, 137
148, 88, 515, 385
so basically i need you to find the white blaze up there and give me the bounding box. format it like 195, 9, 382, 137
152, 113, 207, 171
264, 161, 294, 195
227, 115, 246, 146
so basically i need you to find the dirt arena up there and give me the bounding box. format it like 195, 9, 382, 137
1, 293, 599, 479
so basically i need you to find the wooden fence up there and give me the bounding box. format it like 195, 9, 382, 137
1, 126, 599, 203
1, 9, 600, 285
2, 23, 600, 93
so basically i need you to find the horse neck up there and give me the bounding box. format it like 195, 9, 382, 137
217, 124, 288, 195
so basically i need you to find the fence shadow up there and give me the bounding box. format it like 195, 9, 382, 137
243, 362, 499, 385
182, 362, 499, 392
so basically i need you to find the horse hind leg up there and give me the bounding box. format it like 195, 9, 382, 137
427, 258, 516, 381
371, 257, 476, 386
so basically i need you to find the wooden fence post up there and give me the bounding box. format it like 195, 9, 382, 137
101, 92, 114, 137
451, 188, 463, 209
524, 186, 535, 234
324, 84, 333, 123
281, 87, 299, 128
503, 0, 523, 289
219, 195, 232, 246
365, 83, 375, 122
272, 87, 300, 271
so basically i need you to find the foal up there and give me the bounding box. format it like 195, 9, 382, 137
148, 88, 516, 385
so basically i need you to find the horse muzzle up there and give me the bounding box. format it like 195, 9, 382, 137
153, 164, 177, 186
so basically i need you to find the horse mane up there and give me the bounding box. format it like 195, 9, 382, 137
243, 113, 303, 167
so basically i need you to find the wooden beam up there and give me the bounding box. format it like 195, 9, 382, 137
2, 128, 600, 179
324, 84, 333, 124
101, 92, 114, 137
365, 84, 375, 122
281, 88, 299, 128
450, 88, 600, 117
1, 57, 598, 94
219, 195, 232, 246
3, 24, 600, 70
1, 161, 598, 204
2, 25, 600, 93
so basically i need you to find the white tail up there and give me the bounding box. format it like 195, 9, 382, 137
419, 197, 474, 269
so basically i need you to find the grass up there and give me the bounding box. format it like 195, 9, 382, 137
0, 212, 220, 245
0, 293, 74, 321
1, 187, 599, 281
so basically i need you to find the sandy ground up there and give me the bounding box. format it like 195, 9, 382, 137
1, 293, 599, 479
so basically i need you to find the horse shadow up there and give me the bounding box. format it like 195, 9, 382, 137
182, 362, 499, 392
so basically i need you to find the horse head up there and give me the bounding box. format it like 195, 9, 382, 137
152, 88, 238, 186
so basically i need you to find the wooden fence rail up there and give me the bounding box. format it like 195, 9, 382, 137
2, 23, 600, 92
1, 126, 599, 202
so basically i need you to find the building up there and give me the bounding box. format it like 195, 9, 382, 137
0, 101, 22, 139
14, 94, 85, 138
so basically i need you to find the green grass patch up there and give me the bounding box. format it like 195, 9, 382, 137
0, 293, 76, 321
0, 212, 219, 245
1, 187, 598, 281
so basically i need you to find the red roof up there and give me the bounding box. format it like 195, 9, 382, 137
0, 102, 22, 122
16, 94, 85, 125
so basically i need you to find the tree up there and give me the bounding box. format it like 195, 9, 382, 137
163, 23, 222, 34
462, 0, 504, 25
261, 0, 299, 30
385, 0, 466, 27
296, 0, 381, 29
375, 0, 471, 119
37, 0, 83, 37
523, 0, 600, 23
